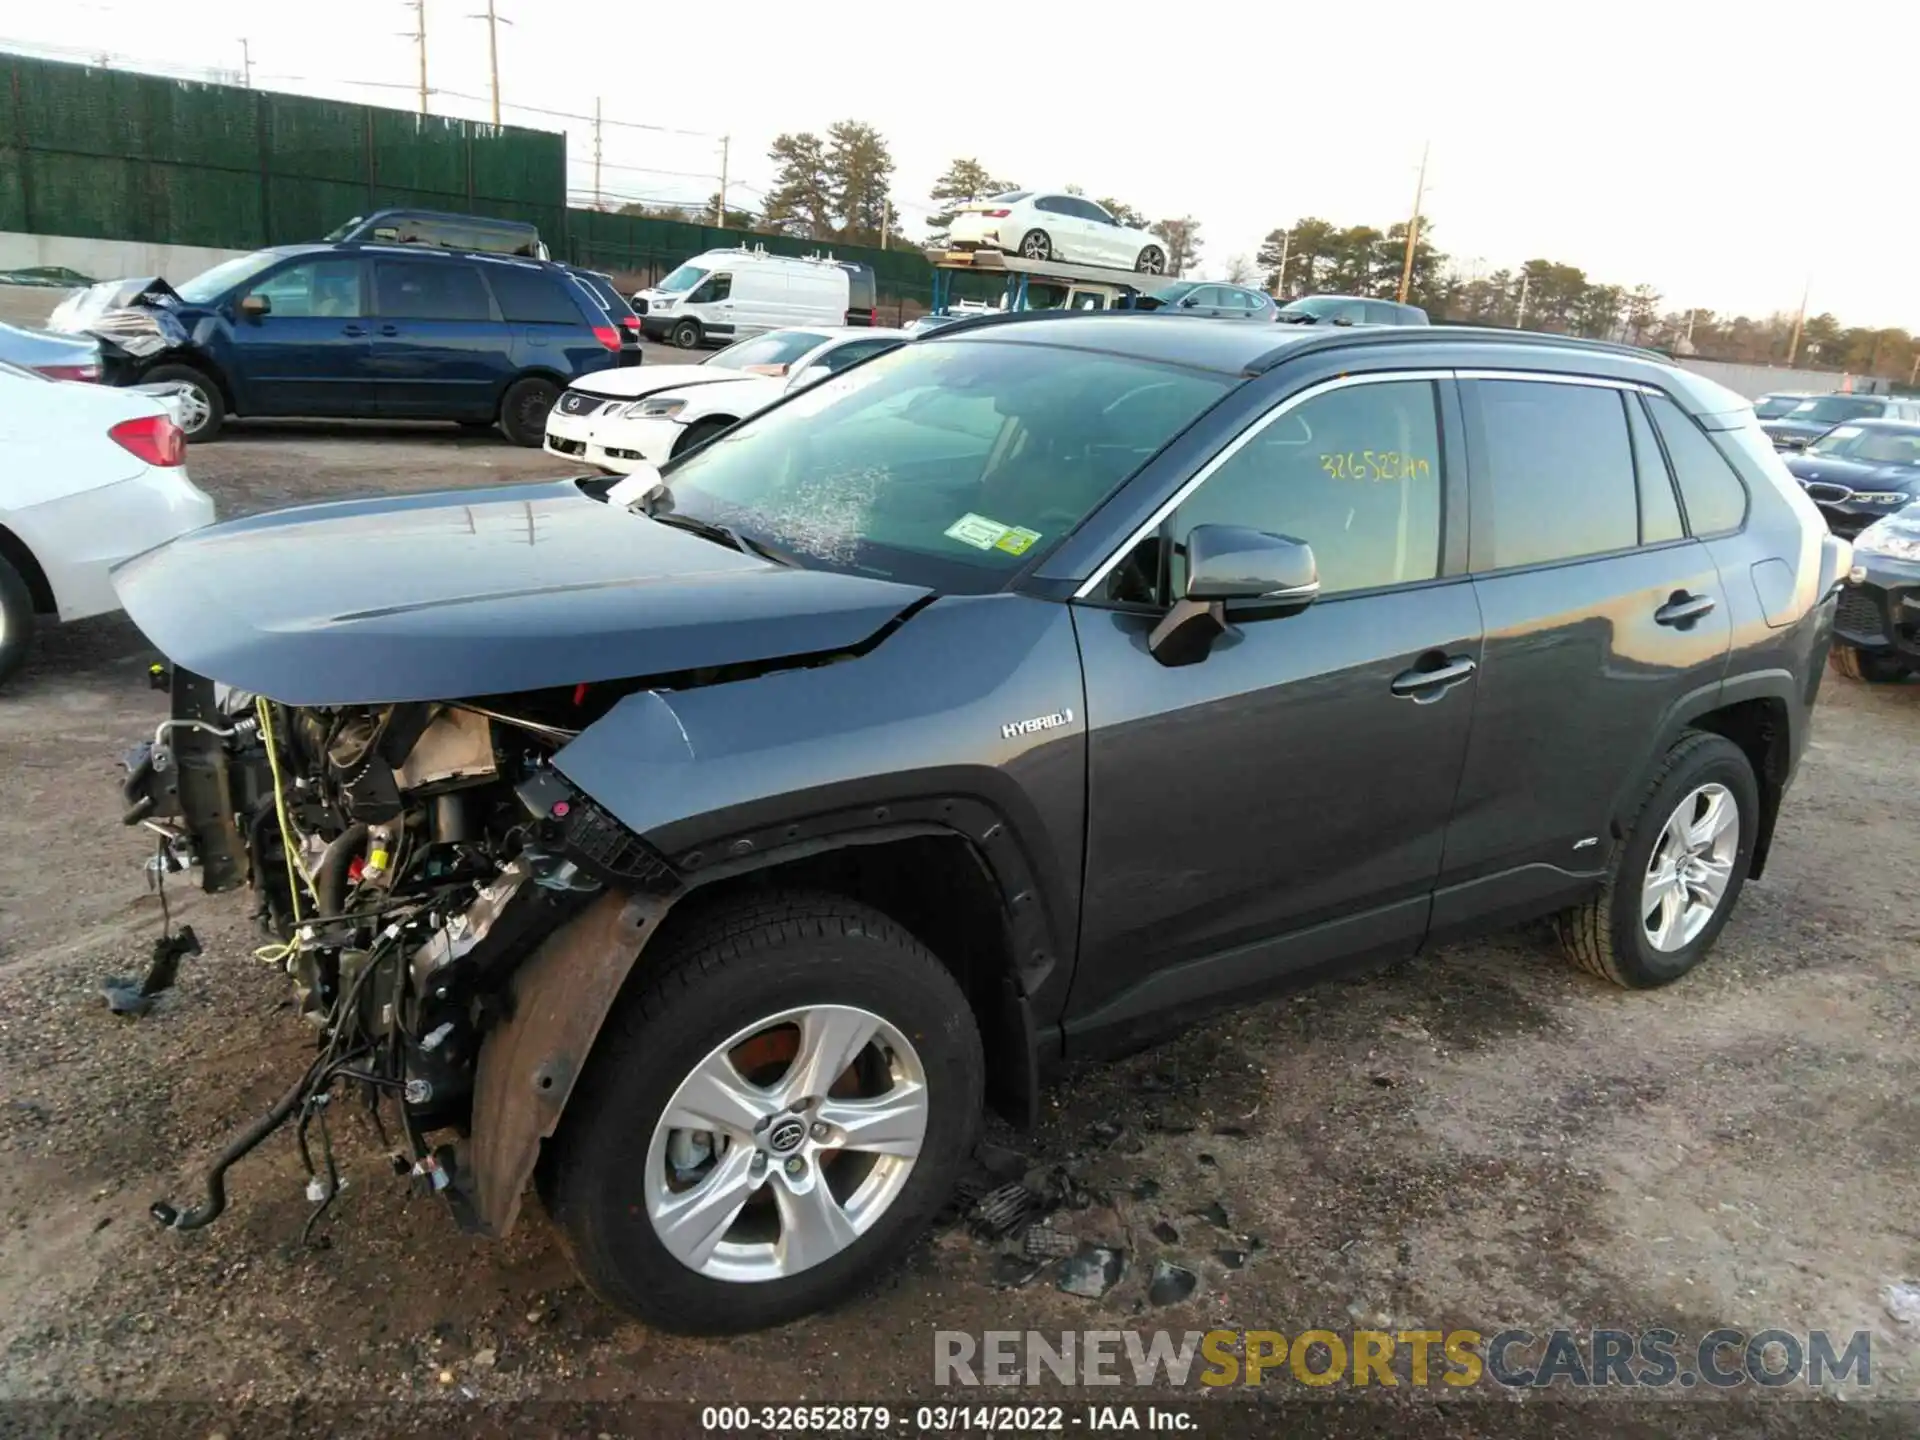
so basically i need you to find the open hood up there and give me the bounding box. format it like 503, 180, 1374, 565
111, 479, 931, 705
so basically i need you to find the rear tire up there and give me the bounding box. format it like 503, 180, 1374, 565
499, 376, 560, 447
0, 553, 37, 686
1135, 246, 1167, 274
1829, 644, 1910, 683
1556, 731, 1758, 988
545, 892, 984, 1335
669, 318, 703, 349
672, 417, 733, 459
140, 363, 224, 442
1019, 229, 1052, 262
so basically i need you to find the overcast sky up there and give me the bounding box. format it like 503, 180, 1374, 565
5, 1, 1913, 328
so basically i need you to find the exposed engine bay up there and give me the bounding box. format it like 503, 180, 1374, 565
120, 667, 677, 1236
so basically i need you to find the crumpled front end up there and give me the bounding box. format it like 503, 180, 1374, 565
46, 276, 192, 362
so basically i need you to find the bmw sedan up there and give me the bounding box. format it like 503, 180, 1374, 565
1782, 419, 1920, 537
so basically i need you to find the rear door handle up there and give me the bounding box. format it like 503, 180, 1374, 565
1655, 592, 1716, 627
1390, 654, 1477, 700
379, 324, 400, 337
341, 324, 367, 337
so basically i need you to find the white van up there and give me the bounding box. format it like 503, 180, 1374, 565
633, 247, 850, 350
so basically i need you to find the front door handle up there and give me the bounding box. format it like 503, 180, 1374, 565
1390, 653, 1477, 700
341, 324, 367, 337
379, 324, 400, 337
1655, 591, 1716, 628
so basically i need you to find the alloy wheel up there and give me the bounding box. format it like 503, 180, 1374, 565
644, 1004, 928, 1282
1640, 782, 1739, 952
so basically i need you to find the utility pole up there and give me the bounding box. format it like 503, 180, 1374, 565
592, 97, 603, 210
880, 197, 890, 250
716, 135, 730, 227
410, 0, 428, 114
1515, 271, 1530, 329
482, 0, 503, 124
1272, 229, 1290, 298
1785, 275, 1811, 366
1397, 140, 1429, 305
239, 38, 252, 88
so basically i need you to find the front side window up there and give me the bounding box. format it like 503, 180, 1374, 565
1168, 379, 1445, 598
687, 273, 733, 304
654, 339, 1234, 592
249, 258, 364, 318
374, 261, 492, 321
1471, 380, 1637, 570
657, 263, 710, 294
179, 250, 289, 304
1646, 393, 1749, 535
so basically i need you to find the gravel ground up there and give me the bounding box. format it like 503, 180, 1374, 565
1, 426, 1917, 1437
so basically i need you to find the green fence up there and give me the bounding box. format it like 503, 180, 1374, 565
0, 51, 999, 317
0, 53, 565, 251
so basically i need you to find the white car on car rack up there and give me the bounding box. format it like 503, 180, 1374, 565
947, 191, 1167, 274
0, 360, 216, 683
545, 327, 907, 473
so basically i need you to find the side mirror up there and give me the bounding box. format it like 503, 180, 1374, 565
606, 461, 667, 507
238, 293, 271, 319
790, 363, 833, 390
1179, 296, 1198, 308
1148, 525, 1319, 667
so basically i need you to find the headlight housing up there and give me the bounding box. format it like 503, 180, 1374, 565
1853, 517, 1920, 562
624, 397, 687, 420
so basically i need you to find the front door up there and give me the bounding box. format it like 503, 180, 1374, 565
1430, 375, 1734, 934
226, 255, 373, 416
367, 258, 511, 419
1067, 372, 1479, 1050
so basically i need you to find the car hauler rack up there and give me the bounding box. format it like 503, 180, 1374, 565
927, 249, 1164, 317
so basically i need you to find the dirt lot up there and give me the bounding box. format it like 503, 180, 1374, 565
1, 426, 1917, 1437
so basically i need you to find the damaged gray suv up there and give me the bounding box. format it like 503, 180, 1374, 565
116, 313, 1848, 1334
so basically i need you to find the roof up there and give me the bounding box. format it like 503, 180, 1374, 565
935, 312, 1301, 375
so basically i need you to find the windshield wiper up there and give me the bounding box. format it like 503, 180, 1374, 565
648, 508, 796, 566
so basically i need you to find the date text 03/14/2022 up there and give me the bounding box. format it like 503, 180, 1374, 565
699, 1404, 1196, 1431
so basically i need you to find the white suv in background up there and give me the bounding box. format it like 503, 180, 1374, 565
947, 191, 1167, 273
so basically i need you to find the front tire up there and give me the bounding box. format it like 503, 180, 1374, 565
545, 892, 984, 1335
1829, 644, 1910, 683
1019, 229, 1052, 262
0, 553, 37, 686
671, 416, 733, 459
1135, 245, 1167, 274
1556, 731, 1758, 988
669, 318, 704, 349
499, 376, 560, 447
140, 363, 225, 442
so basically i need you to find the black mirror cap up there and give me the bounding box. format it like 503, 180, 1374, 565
1184, 524, 1319, 605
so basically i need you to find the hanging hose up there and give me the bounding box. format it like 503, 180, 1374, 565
149, 1058, 322, 1231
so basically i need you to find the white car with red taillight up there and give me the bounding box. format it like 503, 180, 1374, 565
947, 191, 1167, 274
0, 360, 216, 683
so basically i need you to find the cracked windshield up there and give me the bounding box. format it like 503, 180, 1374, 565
652, 339, 1232, 590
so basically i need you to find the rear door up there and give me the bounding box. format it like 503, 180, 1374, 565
225, 255, 374, 416
1431, 373, 1733, 935
367, 258, 508, 418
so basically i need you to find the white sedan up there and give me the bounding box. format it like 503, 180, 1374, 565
947, 191, 1167, 274
545, 327, 906, 474
0, 361, 216, 683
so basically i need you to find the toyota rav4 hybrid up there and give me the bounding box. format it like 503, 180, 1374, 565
114, 314, 1847, 1336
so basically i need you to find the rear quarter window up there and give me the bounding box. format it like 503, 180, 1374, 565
485, 265, 587, 325
1645, 393, 1749, 535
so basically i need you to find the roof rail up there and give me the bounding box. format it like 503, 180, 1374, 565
1248, 324, 1663, 372
917, 307, 1136, 339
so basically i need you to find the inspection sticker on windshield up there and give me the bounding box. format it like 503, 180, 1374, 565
945, 512, 1041, 555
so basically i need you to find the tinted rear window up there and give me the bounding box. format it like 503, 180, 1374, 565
486, 265, 586, 325
1472, 379, 1638, 570
373, 260, 491, 321
570, 271, 635, 318
1646, 393, 1749, 535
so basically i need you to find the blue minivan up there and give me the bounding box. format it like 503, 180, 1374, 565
55, 243, 630, 444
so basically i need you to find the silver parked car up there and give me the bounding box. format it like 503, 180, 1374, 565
0, 321, 100, 381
